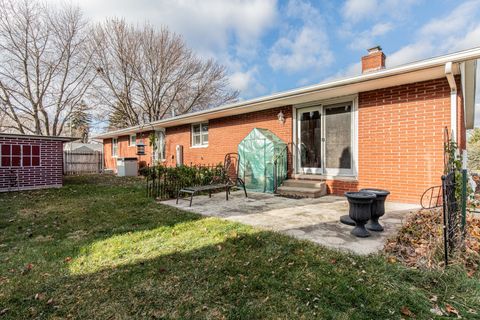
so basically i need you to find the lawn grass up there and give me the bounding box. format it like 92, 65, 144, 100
0, 175, 479, 319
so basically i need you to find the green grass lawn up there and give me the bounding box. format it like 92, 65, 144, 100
0, 175, 479, 319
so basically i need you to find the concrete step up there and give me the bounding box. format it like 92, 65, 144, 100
283, 179, 325, 188
276, 185, 327, 198
291, 174, 325, 181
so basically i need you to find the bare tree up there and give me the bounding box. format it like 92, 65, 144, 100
90, 19, 238, 128
0, 0, 96, 136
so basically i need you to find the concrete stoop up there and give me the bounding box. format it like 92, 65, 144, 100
277, 179, 327, 198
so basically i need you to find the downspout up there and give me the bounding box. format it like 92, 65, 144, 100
445, 62, 457, 141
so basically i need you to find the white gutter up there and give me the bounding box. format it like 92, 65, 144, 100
95, 47, 480, 139
445, 62, 457, 140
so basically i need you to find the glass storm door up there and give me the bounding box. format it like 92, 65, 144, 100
298, 106, 323, 174
323, 103, 352, 175
297, 103, 353, 176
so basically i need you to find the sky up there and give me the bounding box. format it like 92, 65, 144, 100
47, 0, 480, 126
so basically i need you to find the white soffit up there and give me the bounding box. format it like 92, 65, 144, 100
95, 47, 480, 139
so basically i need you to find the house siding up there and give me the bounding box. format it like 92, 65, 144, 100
352, 77, 455, 203
102, 77, 465, 204
164, 106, 293, 170
103, 132, 154, 170
0, 136, 64, 192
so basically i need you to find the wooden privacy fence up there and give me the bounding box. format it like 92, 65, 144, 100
63, 151, 103, 175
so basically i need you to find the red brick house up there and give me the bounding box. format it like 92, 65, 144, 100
96, 47, 478, 203
0, 134, 72, 192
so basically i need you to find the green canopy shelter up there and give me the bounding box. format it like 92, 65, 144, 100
238, 128, 288, 193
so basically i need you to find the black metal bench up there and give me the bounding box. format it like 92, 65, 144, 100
176, 153, 247, 207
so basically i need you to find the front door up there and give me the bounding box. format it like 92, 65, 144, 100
297, 102, 353, 176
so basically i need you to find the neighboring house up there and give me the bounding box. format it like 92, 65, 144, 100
95, 47, 478, 203
63, 142, 103, 153
0, 133, 73, 192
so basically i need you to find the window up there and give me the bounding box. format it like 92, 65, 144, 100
191, 122, 208, 147
0, 144, 40, 167
129, 134, 136, 147
112, 138, 118, 157
153, 131, 166, 162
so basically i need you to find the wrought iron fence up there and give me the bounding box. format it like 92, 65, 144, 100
441, 128, 468, 266
421, 128, 468, 267
145, 163, 224, 200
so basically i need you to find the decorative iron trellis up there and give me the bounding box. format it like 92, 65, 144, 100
441, 128, 467, 266
421, 128, 468, 266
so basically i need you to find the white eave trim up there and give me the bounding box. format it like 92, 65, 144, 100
95, 47, 480, 139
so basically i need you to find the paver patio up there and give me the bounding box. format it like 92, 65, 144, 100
162, 191, 420, 255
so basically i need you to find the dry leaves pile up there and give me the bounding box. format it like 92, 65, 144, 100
384, 208, 480, 274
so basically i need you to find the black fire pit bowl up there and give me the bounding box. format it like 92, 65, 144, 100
344, 191, 376, 238
360, 188, 390, 232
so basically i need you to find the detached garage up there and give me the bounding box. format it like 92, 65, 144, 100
0, 134, 73, 192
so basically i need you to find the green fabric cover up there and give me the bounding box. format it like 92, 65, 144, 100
238, 128, 287, 193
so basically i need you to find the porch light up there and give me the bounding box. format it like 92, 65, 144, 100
136, 139, 146, 155
277, 111, 285, 124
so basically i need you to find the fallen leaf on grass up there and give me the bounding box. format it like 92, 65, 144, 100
430, 305, 443, 316
34, 293, 45, 301
64, 257, 72, 263
21, 263, 34, 275
400, 306, 415, 318
0, 308, 9, 315
387, 256, 397, 264
445, 304, 461, 318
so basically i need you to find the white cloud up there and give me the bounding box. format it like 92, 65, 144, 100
342, 0, 377, 22
387, 0, 480, 67
420, 1, 480, 38
334, 0, 480, 80
342, 0, 418, 23
229, 68, 257, 92
269, 26, 333, 73
322, 62, 362, 82
45, 0, 277, 98
268, 0, 333, 73
47, 0, 278, 59
386, 42, 435, 67
349, 22, 393, 50
340, 0, 417, 53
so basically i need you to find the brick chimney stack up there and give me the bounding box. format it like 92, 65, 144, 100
361, 46, 386, 73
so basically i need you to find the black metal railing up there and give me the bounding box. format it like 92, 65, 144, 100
441, 128, 468, 266
273, 145, 288, 193
145, 163, 225, 200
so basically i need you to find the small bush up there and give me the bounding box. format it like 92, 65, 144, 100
145, 164, 225, 199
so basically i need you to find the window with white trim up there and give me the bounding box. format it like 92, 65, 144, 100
112, 138, 118, 157
191, 122, 208, 147
129, 134, 136, 147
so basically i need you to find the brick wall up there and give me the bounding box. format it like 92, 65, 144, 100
101, 77, 465, 204
352, 77, 455, 202
103, 132, 154, 170
164, 106, 293, 170
0, 136, 64, 192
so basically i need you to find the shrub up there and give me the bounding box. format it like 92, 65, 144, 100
145, 164, 224, 199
